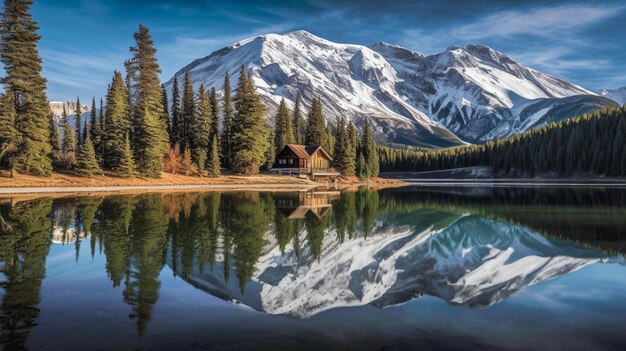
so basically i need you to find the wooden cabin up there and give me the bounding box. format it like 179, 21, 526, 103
274, 144, 335, 177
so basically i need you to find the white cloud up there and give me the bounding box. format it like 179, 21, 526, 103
453, 4, 623, 39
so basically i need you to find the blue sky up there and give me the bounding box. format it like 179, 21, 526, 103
31, 0, 626, 101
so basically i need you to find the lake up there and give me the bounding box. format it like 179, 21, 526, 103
1, 186, 625, 350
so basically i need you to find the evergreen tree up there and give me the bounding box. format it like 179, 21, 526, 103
221, 71, 234, 168
231, 65, 268, 175
125, 25, 168, 177
356, 149, 368, 180
119, 133, 136, 177
61, 103, 76, 155
305, 98, 327, 147
194, 84, 212, 172
75, 125, 101, 176
102, 71, 129, 170
170, 76, 181, 147
0, 0, 52, 174
274, 98, 295, 154
334, 117, 352, 175
265, 127, 275, 170
181, 71, 195, 151
160, 83, 170, 140
48, 112, 60, 154
292, 94, 306, 144
74, 96, 82, 145
361, 119, 379, 177
207, 134, 220, 178
208, 87, 220, 156
0, 94, 18, 174
89, 97, 101, 162
345, 121, 357, 176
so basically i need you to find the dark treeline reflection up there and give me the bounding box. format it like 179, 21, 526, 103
1, 187, 625, 348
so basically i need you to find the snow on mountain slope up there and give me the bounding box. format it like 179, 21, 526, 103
164, 31, 463, 148
169, 213, 620, 318
598, 87, 626, 105
165, 30, 606, 146
370, 42, 603, 141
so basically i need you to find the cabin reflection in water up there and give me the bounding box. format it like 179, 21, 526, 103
274, 190, 340, 220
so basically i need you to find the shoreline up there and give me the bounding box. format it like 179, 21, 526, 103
400, 178, 626, 187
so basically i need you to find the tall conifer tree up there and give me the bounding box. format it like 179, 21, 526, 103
125, 25, 168, 177
181, 70, 195, 151
74, 96, 82, 145
361, 119, 379, 177
207, 134, 220, 177
48, 112, 60, 154
231, 66, 268, 175
221, 71, 234, 167
102, 71, 129, 170
75, 125, 101, 176
208, 87, 220, 156
274, 98, 295, 153
0, 0, 52, 174
0, 93, 18, 174
305, 98, 327, 148
61, 103, 76, 155
170, 76, 181, 147
194, 84, 212, 173
292, 94, 306, 144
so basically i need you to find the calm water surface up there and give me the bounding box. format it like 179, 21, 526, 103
1, 186, 625, 350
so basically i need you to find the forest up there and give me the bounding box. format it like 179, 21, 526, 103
0, 1, 379, 180
379, 106, 626, 177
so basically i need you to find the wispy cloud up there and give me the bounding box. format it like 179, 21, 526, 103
453, 4, 623, 39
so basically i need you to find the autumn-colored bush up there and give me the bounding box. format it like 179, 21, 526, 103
163, 145, 197, 176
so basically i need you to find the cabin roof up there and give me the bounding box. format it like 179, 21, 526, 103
282, 144, 333, 161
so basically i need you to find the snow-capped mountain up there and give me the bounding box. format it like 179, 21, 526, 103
165, 30, 616, 146
169, 213, 623, 318
597, 87, 626, 105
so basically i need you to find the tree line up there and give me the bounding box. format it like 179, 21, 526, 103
380, 106, 626, 177
0, 1, 380, 179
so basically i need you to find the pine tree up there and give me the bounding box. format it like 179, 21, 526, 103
208, 87, 220, 157
48, 112, 60, 154
75, 125, 101, 176
181, 70, 195, 151
0, 94, 18, 174
0, 0, 52, 175
356, 149, 368, 180
274, 98, 295, 154
231, 65, 268, 175
125, 25, 168, 177
333, 117, 350, 175
102, 71, 129, 170
265, 127, 275, 170
160, 83, 170, 140
361, 119, 379, 177
221, 71, 234, 168
119, 133, 136, 178
292, 94, 306, 144
305, 98, 327, 147
89, 97, 101, 162
74, 96, 82, 145
194, 84, 212, 172
345, 121, 357, 176
207, 134, 220, 178
170, 76, 181, 147
62, 103, 76, 155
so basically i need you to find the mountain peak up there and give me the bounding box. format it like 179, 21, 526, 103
166, 31, 604, 146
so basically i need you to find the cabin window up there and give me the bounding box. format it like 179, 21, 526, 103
279, 159, 286, 165
288, 159, 294, 164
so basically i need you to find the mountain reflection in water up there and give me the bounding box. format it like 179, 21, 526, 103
1, 187, 625, 350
